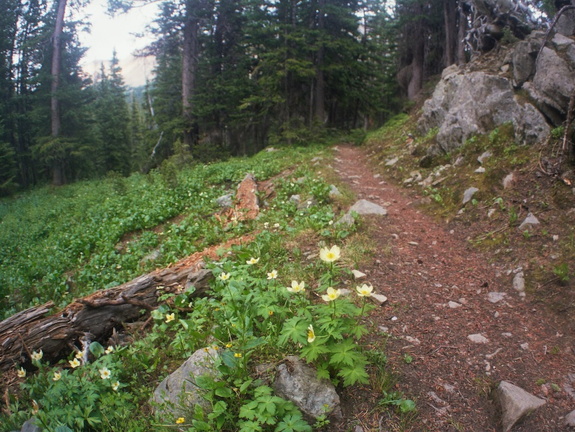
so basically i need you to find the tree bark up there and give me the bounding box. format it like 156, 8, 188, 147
444, 0, 457, 66
457, 1, 467, 65
182, 1, 199, 151
50, 0, 67, 186
314, 0, 326, 124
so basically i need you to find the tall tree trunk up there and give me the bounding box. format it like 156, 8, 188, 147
182, 1, 199, 151
444, 0, 457, 66
314, 0, 326, 124
457, 1, 467, 65
51, 0, 67, 186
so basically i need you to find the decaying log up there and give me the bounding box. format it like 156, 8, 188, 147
0, 173, 263, 374
0, 235, 253, 373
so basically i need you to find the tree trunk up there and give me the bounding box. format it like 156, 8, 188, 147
457, 1, 467, 65
444, 0, 457, 66
51, 0, 67, 186
182, 1, 199, 151
314, 0, 326, 124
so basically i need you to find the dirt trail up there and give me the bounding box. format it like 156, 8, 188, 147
331, 145, 575, 431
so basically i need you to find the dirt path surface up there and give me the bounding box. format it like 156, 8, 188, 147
331, 145, 575, 431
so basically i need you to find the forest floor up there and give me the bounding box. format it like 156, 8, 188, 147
327, 144, 575, 432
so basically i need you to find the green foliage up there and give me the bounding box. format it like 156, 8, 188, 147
553, 263, 570, 282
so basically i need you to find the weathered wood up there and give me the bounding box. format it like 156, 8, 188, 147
0, 236, 252, 373
0, 174, 263, 373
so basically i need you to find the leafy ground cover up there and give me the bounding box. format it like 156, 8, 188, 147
0, 142, 393, 431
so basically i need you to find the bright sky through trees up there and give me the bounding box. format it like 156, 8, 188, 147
78, 2, 158, 86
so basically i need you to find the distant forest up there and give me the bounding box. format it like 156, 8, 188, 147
0, 0, 556, 193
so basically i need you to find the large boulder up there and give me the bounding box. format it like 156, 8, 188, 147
524, 46, 575, 125
152, 347, 218, 419
273, 356, 341, 419
419, 67, 549, 152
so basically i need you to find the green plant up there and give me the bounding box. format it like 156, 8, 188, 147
553, 263, 570, 282
378, 391, 416, 414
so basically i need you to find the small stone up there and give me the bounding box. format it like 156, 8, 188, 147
391, 316, 398, 321
289, 194, 301, 204
520, 343, 529, 350
21, 418, 41, 432
404, 336, 421, 345
502, 332, 513, 338
385, 157, 399, 166
478, 151, 492, 164
503, 173, 515, 189
329, 185, 342, 197
408, 241, 419, 246
349, 199, 387, 216
488, 292, 507, 303
488, 208, 496, 218
513, 272, 526, 298
475, 167, 486, 173
462, 187, 479, 205
518, 213, 540, 230
216, 193, 234, 208
370, 293, 388, 306
497, 381, 546, 432
553, 235, 559, 241
448, 301, 461, 309
564, 409, 575, 427
468, 333, 489, 344
352, 270, 367, 279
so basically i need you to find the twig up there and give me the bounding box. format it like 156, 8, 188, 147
536, 5, 575, 63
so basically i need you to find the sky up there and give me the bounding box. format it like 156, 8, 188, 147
78, 2, 159, 87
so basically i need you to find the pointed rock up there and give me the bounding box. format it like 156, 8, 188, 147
462, 187, 479, 205
351, 270, 367, 279
518, 213, 540, 230
273, 356, 341, 419
497, 381, 546, 432
564, 409, 575, 427
369, 293, 388, 306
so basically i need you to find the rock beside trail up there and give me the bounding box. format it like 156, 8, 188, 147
336, 199, 387, 226
518, 213, 540, 230
565, 409, 575, 427
462, 187, 479, 205
273, 356, 341, 419
152, 347, 218, 418
496, 381, 546, 432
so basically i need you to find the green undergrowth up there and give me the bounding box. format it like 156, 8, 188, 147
0, 146, 329, 319
1, 142, 397, 431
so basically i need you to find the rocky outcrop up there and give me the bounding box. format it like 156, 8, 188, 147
419, 67, 549, 153
419, 29, 575, 153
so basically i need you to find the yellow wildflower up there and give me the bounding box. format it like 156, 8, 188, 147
234, 352, 242, 358
17, 367, 26, 378
319, 245, 341, 263
307, 325, 316, 343
31, 350, 43, 362
225, 343, 232, 348
99, 367, 111, 380
105, 346, 114, 355
287, 280, 305, 293
267, 269, 278, 279
321, 287, 341, 302
112, 381, 120, 391
53, 371, 62, 381
356, 283, 374, 297
69, 358, 81, 368
176, 417, 185, 424
246, 257, 260, 265
75, 351, 83, 359
165, 313, 175, 323
219, 272, 230, 281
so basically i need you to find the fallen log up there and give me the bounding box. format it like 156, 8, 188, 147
0, 173, 264, 373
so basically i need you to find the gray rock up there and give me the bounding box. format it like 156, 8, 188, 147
477, 151, 492, 164
216, 193, 233, 208
503, 173, 515, 189
518, 213, 540, 230
513, 272, 526, 298
289, 194, 301, 205
528, 47, 575, 123
448, 301, 461, 309
152, 347, 218, 418
385, 157, 399, 166
369, 293, 388, 306
21, 418, 41, 432
556, 8, 575, 36
496, 381, 546, 432
349, 199, 387, 216
475, 167, 486, 174
565, 409, 575, 427
273, 356, 341, 419
351, 270, 367, 279
488, 292, 507, 303
468, 333, 489, 344
462, 187, 479, 205
335, 212, 355, 227
512, 40, 537, 86
329, 184, 342, 198
418, 69, 549, 152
